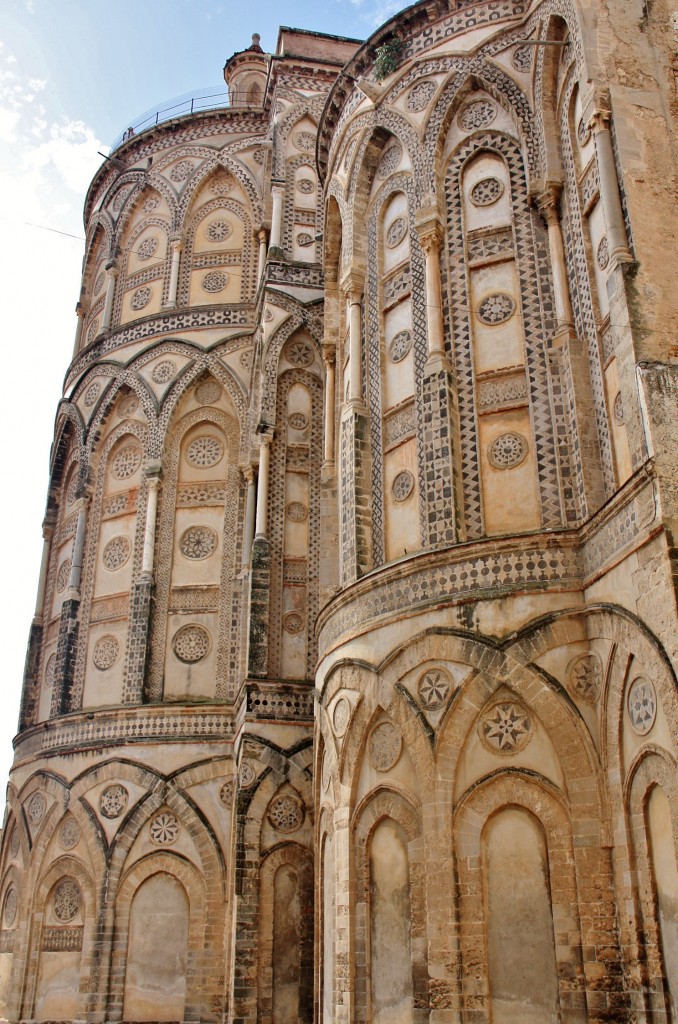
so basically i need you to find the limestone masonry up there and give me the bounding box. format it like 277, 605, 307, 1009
2, 1, 678, 1021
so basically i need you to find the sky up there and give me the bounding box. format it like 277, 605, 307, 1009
0, 0, 400, 815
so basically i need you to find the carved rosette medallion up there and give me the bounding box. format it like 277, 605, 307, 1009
368, 722, 402, 772
389, 330, 413, 362
195, 380, 221, 405
102, 536, 131, 571
84, 381, 101, 407
112, 445, 142, 479
488, 433, 529, 469
458, 99, 497, 130
170, 160, 193, 181
137, 237, 158, 260
151, 359, 176, 384
206, 219, 232, 242
470, 177, 504, 206
9, 829, 19, 858
296, 178, 314, 194
56, 559, 71, 593
376, 142, 402, 179
283, 612, 304, 634
293, 131, 315, 152
627, 677, 657, 735
406, 80, 436, 111
93, 635, 120, 671
27, 792, 46, 826
597, 236, 610, 270
285, 338, 314, 367
186, 435, 224, 468
332, 697, 350, 736
100, 784, 129, 819
45, 653, 56, 688
131, 286, 152, 310
478, 293, 515, 325
613, 392, 624, 424
172, 625, 211, 663
149, 812, 180, 845
267, 794, 304, 833
180, 525, 218, 560
566, 653, 602, 704
392, 469, 414, 501
479, 701, 532, 754
285, 502, 308, 522
417, 668, 452, 710
3, 888, 17, 927
288, 411, 308, 430
59, 818, 81, 851
386, 217, 407, 248
203, 270, 228, 292
219, 780, 235, 806
53, 880, 81, 922
239, 761, 256, 787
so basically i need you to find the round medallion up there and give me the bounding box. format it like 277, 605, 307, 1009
597, 236, 610, 270
3, 888, 17, 927
59, 818, 81, 851
112, 186, 131, 212
285, 338, 314, 367
56, 559, 71, 593
343, 137, 357, 170
293, 131, 315, 152
195, 380, 221, 405
66, 473, 79, 504
406, 80, 436, 112
240, 350, 253, 370
53, 879, 81, 922
479, 701, 532, 754
151, 359, 176, 384
209, 173, 235, 195
149, 811, 180, 845
267, 794, 305, 833
488, 432, 529, 469
186, 435, 224, 468
173, 625, 211, 663
86, 318, 99, 344
137, 237, 158, 260
203, 270, 229, 292
112, 445, 142, 479
118, 393, 139, 418
613, 391, 624, 425
417, 668, 452, 710
321, 752, 331, 793
27, 792, 46, 826
44, 653, 56, 689
253, 147, 266, 164
219, 780, 235, 807
392, 469, 415, 501
84, 381, 101, 407
285, 502, 308, 522
239, 761, 256, 787
458, 99, 497, 131
130, 286, 152, 311
180, 525, 218, 560
627, 676, 657, 735
283, 612, 304, 634
288, 411, 308, 430
511, 44, 533, 71
368, 722, 402, 772
377, 142, 402, 179
170, 160, 193, 182
9, 829, 19, 858
386, 217, 407, 248
470, 176, 505, 207
477, 293, 515, 325
332, 697, 350, 735
566, 653, 602, 704
143, 196, 160, 212
100, 784, 128, 819
93, 635, 120, 671
296, 232, 314, 247
94, 271, 105, 295
102, 535, 131, 571
296, 178, 315, 194
389, 330, 413, 363
207, 217, 234, 246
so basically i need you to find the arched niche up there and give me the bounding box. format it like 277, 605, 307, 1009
122, 872, 190, 1022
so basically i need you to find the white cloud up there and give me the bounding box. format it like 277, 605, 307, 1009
0, 106, 19, 141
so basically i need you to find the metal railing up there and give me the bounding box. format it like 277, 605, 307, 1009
110, 87, 256, 151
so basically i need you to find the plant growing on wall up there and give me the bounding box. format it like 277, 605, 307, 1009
374, 38, 403, 81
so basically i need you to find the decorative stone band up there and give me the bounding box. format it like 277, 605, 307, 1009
237, 680, 315, 722
42, 926, 84, 952
14, 704, 235, 760
318, 475, 659, 654
66, 304, 256, 388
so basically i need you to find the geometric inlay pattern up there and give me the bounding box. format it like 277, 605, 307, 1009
102, 536, 131, 571
203, 270, 228, 292
186, 436, 224, 468
93, 635, 120, 671
179, 525, 218, 560
131, 287, 152, 311
392, 469, 415, 501
100, 784, 129, 819
377, 142, 402, 179
488, 432, 529, 469
112, 445, 142, 479
470, 176, 505, 206
56, 559, 71, 593
386, 217, 407, 248
477, 293, 515, 324
458, 99, 497, 130
406, 80, 436, 111
59, 818, 81, 850
566, 653, 602, 703
151, 360, 176, 384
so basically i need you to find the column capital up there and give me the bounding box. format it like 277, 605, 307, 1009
270, 182, 285, 198
581, 85, 612, 134
323, 345, 336, 370
75, 301, 86, 318
105, 261, 119, 276
242, 464, 256, 485
256, 227, 268, 242
145, 460, 163, 481
256, 423, 274, 445
169, 237, 183, 253
414, 206, 444, 251
532, 181, 564, 221
339, 266, 365, 299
